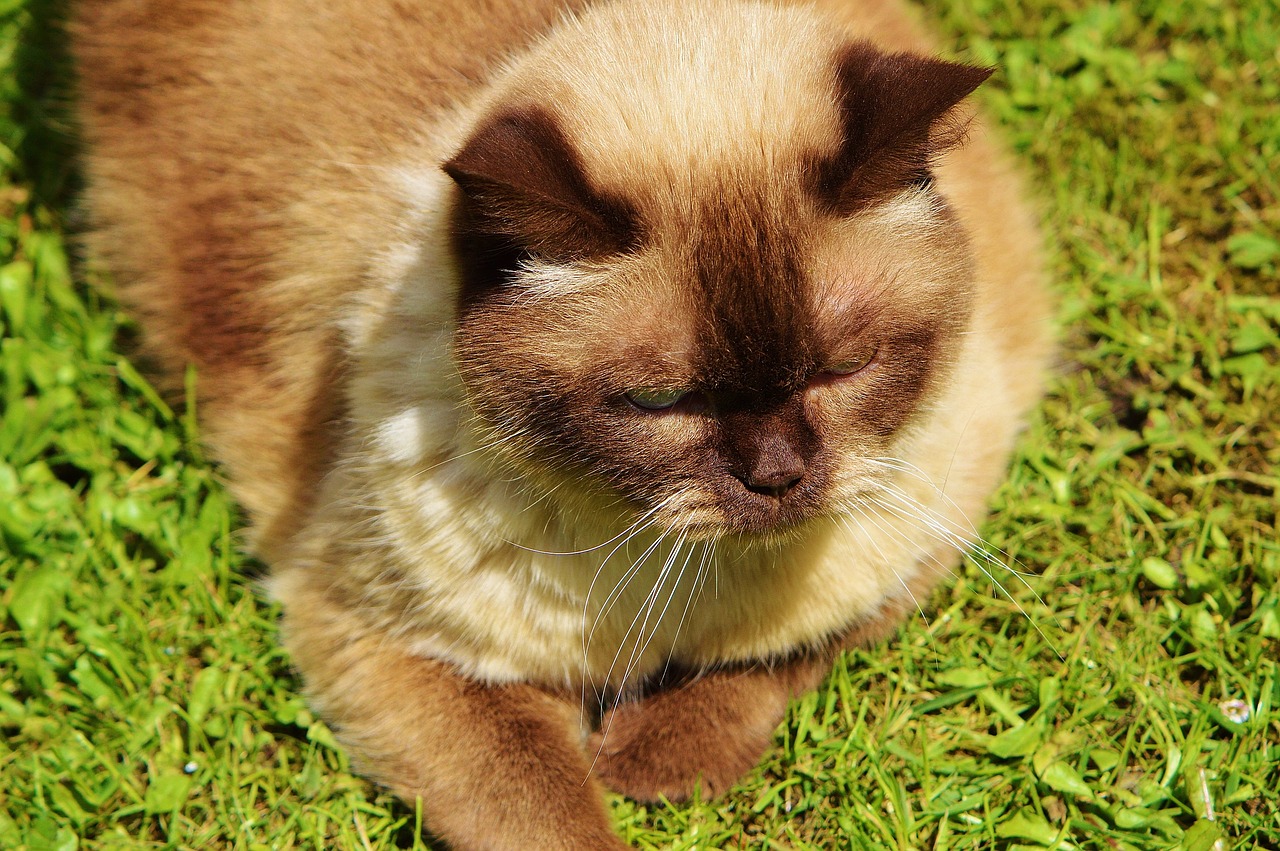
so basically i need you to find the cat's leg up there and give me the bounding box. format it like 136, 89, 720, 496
588, 589, 927, 803
280, 596, 627, 851
587, 655, 829, 802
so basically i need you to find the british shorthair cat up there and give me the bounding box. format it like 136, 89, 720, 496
73, 0, 1051, 847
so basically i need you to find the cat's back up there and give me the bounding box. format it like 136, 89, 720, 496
74, 0, 582, 344
74, 0, 581, 550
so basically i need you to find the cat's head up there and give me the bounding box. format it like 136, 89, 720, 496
442, 3, 989, 537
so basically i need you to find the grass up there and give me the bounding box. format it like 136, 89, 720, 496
1, 0, 1277, 848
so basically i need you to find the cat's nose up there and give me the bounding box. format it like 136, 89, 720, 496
740, 439, 806, 499
744, 469, 804, 499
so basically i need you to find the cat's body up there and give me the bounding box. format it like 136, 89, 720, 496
74, 0, 1051, 847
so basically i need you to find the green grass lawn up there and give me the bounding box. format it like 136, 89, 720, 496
2, 0, 1277, 848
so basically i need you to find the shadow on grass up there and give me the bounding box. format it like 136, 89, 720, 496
10, 0, 78, 213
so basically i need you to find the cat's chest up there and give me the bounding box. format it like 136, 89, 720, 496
383, 475, 938, 689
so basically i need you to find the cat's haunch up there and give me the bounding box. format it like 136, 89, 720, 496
73, 0, 1051, 847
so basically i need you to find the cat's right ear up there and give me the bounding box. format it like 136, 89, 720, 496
443, 106, 638, 262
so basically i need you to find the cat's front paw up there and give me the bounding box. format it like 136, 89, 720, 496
587, 672, 789, 802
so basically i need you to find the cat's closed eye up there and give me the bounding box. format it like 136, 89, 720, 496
822, 344, 880, 377
624, 387, 691, 411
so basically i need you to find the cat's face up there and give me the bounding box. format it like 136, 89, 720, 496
445, 21, 988, 537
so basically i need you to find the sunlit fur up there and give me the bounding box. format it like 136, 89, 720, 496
74, 0, 1052, 847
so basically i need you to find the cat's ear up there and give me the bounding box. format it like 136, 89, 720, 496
817, 42, 992, 211
443, 106, 638, 261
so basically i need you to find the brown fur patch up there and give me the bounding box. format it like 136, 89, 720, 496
588, 556, 952, 804
589, 657, 826, 802
73, 0, 585, 546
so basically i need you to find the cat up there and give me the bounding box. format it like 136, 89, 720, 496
72, 0, 1052, 847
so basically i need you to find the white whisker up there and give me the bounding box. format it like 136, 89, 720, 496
515, 502, 667, 557
838, 512, 931, 630
581, 522, 671, 718
868, 487, 1063, 659
585, 523, 670, 660
590, 528, 689, 763
606, 533, 682, 683
615, 528, 692, 691
876, 480, 1039, 580
661, 540, 714, 682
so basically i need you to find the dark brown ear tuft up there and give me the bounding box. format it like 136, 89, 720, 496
443, 106, 638, 262
816, 42, 993, 211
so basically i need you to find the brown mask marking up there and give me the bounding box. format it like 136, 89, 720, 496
687, 188, 817, 396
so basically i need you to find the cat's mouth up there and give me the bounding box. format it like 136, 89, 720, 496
723, 492, 824, 537
650, 477, 829, 541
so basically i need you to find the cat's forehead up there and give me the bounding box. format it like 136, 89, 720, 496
575, 177, 961, 395
506, 1, 849, 191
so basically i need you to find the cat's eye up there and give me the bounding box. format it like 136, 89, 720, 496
825, 347, 878, 377
624, 388, 688, 411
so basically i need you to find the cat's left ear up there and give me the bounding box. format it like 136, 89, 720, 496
443, 105, 637, 261
818, 42, 993, 211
